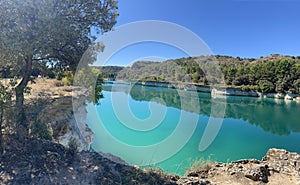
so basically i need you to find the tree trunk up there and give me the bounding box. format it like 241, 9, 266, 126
15, 55, 32, 138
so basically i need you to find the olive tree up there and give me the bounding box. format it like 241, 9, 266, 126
0, 0, 118, 136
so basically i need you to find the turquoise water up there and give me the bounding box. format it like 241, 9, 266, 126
87, 83, 300, 175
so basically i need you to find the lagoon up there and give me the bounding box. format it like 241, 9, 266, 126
86, 83, 300, 175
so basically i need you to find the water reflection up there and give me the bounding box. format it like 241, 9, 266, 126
102, 83, 300, 136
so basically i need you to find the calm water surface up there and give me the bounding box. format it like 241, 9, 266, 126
86, 83, 300, 175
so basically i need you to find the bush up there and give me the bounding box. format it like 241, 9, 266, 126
47, 71, 56, 79
259, 80, 275, 93
56, 71, 63, 80
292, 79, 300, 94
62, 77, 70, 85
56, 71, 74, 85
185, 158, 213, 176
31, 121, 53, 140
61, 71, 74, 86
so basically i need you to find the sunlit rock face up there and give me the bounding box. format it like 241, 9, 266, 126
181, 148, 300, 185
37, 88, 93, 151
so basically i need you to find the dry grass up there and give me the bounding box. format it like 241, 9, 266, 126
26, 78, 73, 99
185, 158, 213, 176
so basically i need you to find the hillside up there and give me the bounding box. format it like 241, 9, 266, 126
107, 55, 300, 94
95, 66, 125, 80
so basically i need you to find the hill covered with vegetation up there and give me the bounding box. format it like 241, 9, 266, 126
112, 55, 300, 94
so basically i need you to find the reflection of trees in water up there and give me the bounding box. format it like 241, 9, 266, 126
223, 97, 300, 135
102, 84, 300, 136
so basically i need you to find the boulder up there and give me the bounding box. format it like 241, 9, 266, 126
285, 94, 297, 100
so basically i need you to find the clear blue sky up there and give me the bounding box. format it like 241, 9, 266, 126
98, 0, 300, 66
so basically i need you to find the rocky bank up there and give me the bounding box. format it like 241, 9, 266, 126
1, 139, 300, 185
25, 78, 94, 151
129, 81, 300, 102
181, 148, 300, 185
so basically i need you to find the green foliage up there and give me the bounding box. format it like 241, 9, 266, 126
292, 79, 300, 94
0, 81, 13, 154
117, 59, 204, 83
56, 71, 63, 80
0, 0, 118, 71
96, 66, 124, 80
31, 62, 56, 78
259, 80, 275, 93
74, 67, 104, 104
31, 121, 53, 141
117, 56, 300, 94
0, 82, 13, 110
142, 76, 166, 82
61, 71, 74, 86
0, 0, 118, 130
0, 80, 14, 128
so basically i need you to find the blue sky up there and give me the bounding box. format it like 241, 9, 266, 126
97, 0, 300, 66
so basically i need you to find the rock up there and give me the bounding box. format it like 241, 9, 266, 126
234, 159, 249, 164
200, 180, 210, 185
215, 163, 222, 167
295, 174, 300, 183
261, 176, 268, 183
266, 93, 276, 98
187, 172, 199, 177
177, 177, 200, 185
264, 93, 285, 99
275, 93, 285, 99
240, 165, 271, 183
285, 94, 296, 100
245, 174, 259, 181
249, 159, 261, 164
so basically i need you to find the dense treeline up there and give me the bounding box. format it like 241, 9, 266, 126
221, 56, 300, 93
95, 66, 124, 80
117, 60, 206, 83
116, 55, 300, 94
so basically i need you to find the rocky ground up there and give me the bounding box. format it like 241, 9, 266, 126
0, 139, 179, 185
181, 148, 300, 185
1, 139, 300, 185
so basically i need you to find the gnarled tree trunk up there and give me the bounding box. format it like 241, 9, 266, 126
15, 55, 32, 139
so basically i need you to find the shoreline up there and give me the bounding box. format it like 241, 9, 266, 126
2, 138, 300, 184
14, 78, 300, 184
110, 80, 300, 102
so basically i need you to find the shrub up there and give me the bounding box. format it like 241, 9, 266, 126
62, 77, 70, 85
56, 71, 63, 80
31, 121, 53, 140
292, 79, 300, 94
259, 80, 275, 93
56, 71, 74, 85
185, 158, 213, 176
